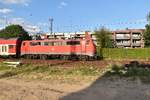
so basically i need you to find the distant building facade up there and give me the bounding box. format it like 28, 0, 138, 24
112, 29, 145, 48
31, 29, 145, 48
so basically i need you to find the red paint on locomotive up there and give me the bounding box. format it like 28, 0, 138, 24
21, 32, 96, 58
0, 32, 96, 59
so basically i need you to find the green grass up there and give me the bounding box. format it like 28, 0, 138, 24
1, 61, 150, 83
0, 63, 102, 80
101, 48, 150, 60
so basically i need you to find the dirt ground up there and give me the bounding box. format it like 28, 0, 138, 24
1, 59, 150, 100
0, 77, 150, 100
0, 78, 92, 100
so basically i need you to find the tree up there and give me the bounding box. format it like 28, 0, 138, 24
94, 27, 113, 59
0, 24, 31, 40
95, 27, 113, 48
144, 12, 150, 47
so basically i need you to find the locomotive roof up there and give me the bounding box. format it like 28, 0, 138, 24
23, 39, 83, 43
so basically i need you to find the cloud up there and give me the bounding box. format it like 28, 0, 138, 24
58, 1, 68, 8
0, 0, 30, 6
0, 27, 3, 30
37, 22, 48, 27
9, 17, 25, 24
0, 8, 13, 14
11, 18, 40, 33
0, 17, 40, 33
24, 25, 40, 33
0, 17, 7, 24
60, 1, 68, 6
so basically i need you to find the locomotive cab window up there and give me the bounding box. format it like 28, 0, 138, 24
30, 42, 41, 46
23, 42, 26, 46
67, 41, 80, 45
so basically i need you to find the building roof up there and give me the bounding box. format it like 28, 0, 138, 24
113, 29, 145, 33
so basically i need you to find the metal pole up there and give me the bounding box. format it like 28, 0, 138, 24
49, 18, 53, 35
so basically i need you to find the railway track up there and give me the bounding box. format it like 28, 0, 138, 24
1, 58, 150, 68
0, 58, 109, 68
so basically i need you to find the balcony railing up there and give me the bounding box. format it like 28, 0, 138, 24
132, 43, 141, 46
132, 36, 141, 39
116, 36, 130, 39
116, 43, 131, 46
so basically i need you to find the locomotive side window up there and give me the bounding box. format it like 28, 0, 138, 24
44, 41, 66, 46
67, 41, 80, 45
30, 42, 41, 46
44, 42, 54, 46
62, 42, 67, 46
44, 42, 49, 46
54, 42, 63, 46
9, 45, 14, 49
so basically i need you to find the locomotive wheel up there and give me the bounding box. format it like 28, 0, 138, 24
25, 55, 32, 59
62, 56, 69, 60
32, 55, 38, 59
82, 56, 90, 61
79, 55, 86, 61
88, 56, 94, 61
40, 55, 47, 60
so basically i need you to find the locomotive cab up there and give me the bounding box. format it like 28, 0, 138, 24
20, 32, 96, 60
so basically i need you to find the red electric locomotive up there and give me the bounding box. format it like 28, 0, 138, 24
0, 32, 97, 60
21, 32, 96, 60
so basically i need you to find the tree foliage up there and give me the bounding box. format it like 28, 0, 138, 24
95, 27, 113, 48
0, 24, 31, 40
94, 27, 114, 59
144, 12, 150, 47
144, 25, 150, 47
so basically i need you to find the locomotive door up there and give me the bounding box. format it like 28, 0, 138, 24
81, 41, 86, 55
0, 45, 8, 55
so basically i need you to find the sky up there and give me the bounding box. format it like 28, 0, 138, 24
0, 0, 150, 33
